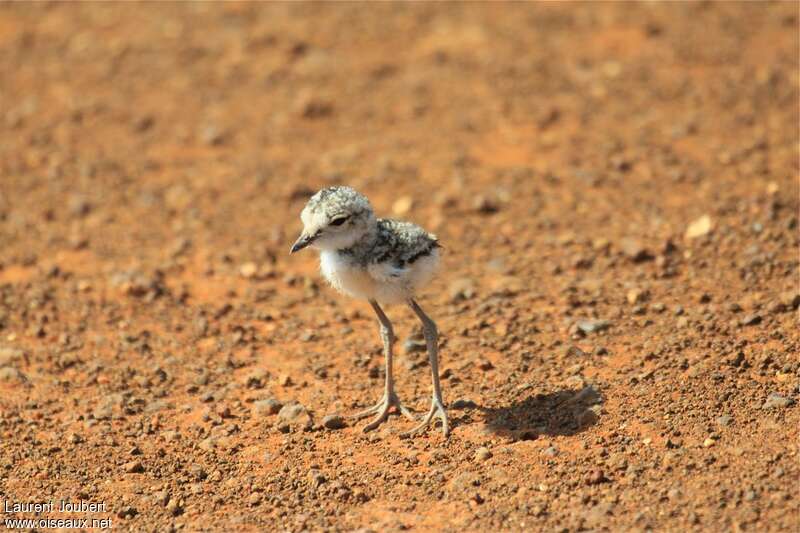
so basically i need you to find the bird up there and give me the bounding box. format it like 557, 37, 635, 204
290, 185, 449, 437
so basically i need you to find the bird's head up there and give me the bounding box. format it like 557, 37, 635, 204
290, 186, 375, 253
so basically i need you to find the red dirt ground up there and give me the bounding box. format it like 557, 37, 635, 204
0, 3, 798, 532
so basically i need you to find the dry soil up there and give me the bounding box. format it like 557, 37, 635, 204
0, 3, 798, 532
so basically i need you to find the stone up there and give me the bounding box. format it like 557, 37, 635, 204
322, 414, 346, 430
0, 347, 24, 366
308, 469, 326, 487
117, 506, 138, 519
253, 399, 283, 416
716, 414, 733, 427
166, 499, 183, 516
740, 313, 762, 326
578, 405, 602, 427
0, 367, 25, 383
402, 334, 427, 355
124, 461, 144, 473
277, 402, 313, 431
627, 288, 648, 305
474, 447, 492, 461
577, 319, 611, 334
153, 490, 169, 507
239, 262, 258, 279
542, 446, 559, 457
685, 215, 713, 239
392, 196, 414, 216
586, 469, 607, 485
198, 437, 217, 451
452, 398, 478, 409
200, 124, 226, 146
779, 291, 800, 310
726, 351, 745, 367
449, 278, 476, 302
477, 359, 494, 371
762, 393, 793, 410
620, 238, 652, 262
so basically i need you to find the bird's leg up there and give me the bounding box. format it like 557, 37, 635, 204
402, 299, 449, 438
348, 300, 416, 431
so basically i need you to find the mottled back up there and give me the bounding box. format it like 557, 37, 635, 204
342, 218, 440, 269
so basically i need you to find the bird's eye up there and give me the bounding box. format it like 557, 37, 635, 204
329, 216, 349, 226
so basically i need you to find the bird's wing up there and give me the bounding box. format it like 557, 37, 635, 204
365, 218, 439, 284
367, 261, 406, 282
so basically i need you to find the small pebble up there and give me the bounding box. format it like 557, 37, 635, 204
322, 414, 346, 430
124, 461, 144, 473
392, 196, 414, 216
452, 398, 478, 409
627, 288, 647, 305
254, 398, 283, 416
166, 499, 182, 516
240, 262, 258, 278
685, 215, 713, 239
586, 469, 607, 485
716, 414, 733, 427
542, 446, 559, 457
762, 393, 793, 410
475, 447, 492, 461
740, 314, 762, 326
402, 335, 427, 355
577, 319, 611, 334
620, 238, 652, 262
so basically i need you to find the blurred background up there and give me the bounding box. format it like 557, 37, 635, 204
0, 3, 797, 531
2, 3, 796, 272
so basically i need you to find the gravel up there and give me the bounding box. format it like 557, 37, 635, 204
322, 414, 347, 430
576, 319, 611, 334
402, 334, 427, 355
740, 314, 762, 326
253, 398, 283, 416
619, 238, 652, 262
685, 215, 713, 239
716, 414, 733, 427
452, 398, 478, 409
0, 367, 25, 383
277, 402, 313, 431
474, 447, 492, 461
0, 347, 24, 366
1, 4, 797, 532
761, 393, 794, 410
124, 461, 144, 473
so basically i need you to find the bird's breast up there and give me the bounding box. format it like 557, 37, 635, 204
320, 251, 378, 300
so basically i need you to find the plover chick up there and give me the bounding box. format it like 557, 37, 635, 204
290, 186, 449, 437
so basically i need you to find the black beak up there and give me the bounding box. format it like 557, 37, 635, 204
290, 233, 314, 254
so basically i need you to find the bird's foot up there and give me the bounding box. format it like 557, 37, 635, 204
348, 392, 416, 432
402, 396, 449, 438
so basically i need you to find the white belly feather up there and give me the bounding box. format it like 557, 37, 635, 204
320, 249, 439, 305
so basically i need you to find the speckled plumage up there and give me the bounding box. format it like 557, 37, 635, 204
304, 186, 372, 220
293, 186, 441, 304
340, 218, 441, 269
290, 186, 450, 437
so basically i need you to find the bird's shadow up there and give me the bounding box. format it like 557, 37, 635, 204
453, 385, 604, 439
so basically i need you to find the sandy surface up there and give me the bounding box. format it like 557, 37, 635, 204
0, 3, 798, 532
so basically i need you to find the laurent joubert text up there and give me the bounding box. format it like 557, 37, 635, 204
3, 500, 111, 529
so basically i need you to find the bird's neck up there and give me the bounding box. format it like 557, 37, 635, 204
336, 220, 379, 256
